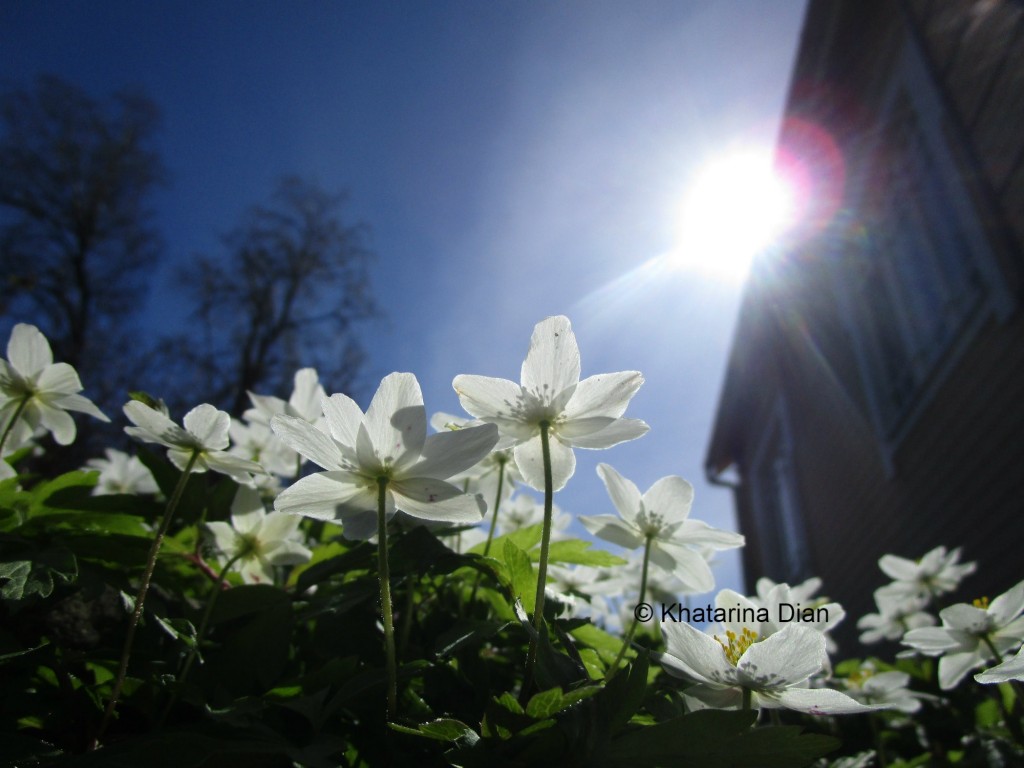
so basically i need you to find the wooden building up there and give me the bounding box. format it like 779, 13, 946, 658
705, 0, 1024, 649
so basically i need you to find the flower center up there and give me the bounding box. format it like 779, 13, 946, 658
715, 627, 759, 666
973, 596, 990, 610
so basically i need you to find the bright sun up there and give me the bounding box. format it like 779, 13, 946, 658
670, 148, 794, 280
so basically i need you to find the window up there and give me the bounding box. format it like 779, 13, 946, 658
748, 398, 810, 583
836, 32, 1013, 449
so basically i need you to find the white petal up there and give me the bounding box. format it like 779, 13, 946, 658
938, 651, 983, 690
204, 451, 262, 482
238, 557, 274, 585
52, 393, 109, 422
183, 404, 230, 450
520, 316, 580, 402
35, 362, 82, 395
514, 432, 575, 492
124, 400, 192, 448
651, 543, 715, 593
989, 579, 1024, 627
562, 371, 644, 421
738, 625, 825, 686
322, 393, 363, 447
341, 509, 379, 541
363, 372, 425, 468
660, 620, 735, 685
37, 402, 76, 445
564, 418, 649, 449
206, 521, 239, 556
578, 514, 644, 550
289, 368, 325, 422
976, 646, 1024, 684
392, 480, 485, 525
258, 510, 302, 542
7, 324, 53, 376
596, 463, 642, 524
675, 519, 745, 550
230, 485, 266, 532
774, 687, 883, 715
264, 538, 313, 566
412, 422, 499, 480
271, 414, 344, 471
878, 554, 918, 581
939, 604, 990, 633
641, 476, 694, 526
274, 470, 376, 520
452, 374, 537, 439
902, 627, 962, 654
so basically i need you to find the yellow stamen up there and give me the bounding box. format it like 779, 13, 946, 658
715, 627, 759, 666
973, 596, 990, 610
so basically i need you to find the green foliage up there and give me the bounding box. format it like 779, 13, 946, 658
2, 456, 1021, 767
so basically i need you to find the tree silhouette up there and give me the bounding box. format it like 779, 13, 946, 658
167, 176, 378, 415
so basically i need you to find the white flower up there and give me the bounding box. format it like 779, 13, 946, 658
579, 464, 744, 593
228, 418, 298, 477
499, 494, 571, 536
245, 367, 327, 431
878, 546, 976, 603
123, 401, 263, 484
976, 644, 1024, 684
857, 588, 935, 645
206, 485, 312, 584
271, 372, 499, 540
0, 323, 109, 449
659, 621, 878, 715
842, 664, 929, 714
902, 580, 1024, 689
85, 448, 159, 496
429, 411, 521, 504
453, 315, 648, 492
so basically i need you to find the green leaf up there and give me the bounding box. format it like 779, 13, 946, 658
389, 718, 479, 743
540, 538, 628, 567
525, 685, 601, 719
503, 539, 537, 614
470, 523, 543, 556
0, 546, 77, 600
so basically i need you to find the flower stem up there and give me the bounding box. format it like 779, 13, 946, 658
981, 634, 1024, 744
742, 687, 752, 712
92, 449, 201, 748
469, 458, 507, 603
0, 395, 30, 467
607, 534, 653, 678
481, 458, 507, 558
524, 422, 554, 697
159, 552, 242, 725
377, 476, 398, 719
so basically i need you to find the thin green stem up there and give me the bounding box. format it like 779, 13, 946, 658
159, 552, 243, 725
0, 395, 30, 466
607, 534, 653, 678
523, 422, 553, 698
741, 686, 752, 712
469, 458, 507, 604
93, 449, 201, 748
981, 634, 1024, 745
481, 458, 507, 558
377, 476, 398, 719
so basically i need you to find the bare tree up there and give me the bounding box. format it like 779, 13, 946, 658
168, 177, 378, 415
0, 75, 165, 379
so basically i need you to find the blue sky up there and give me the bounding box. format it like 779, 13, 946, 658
3, 1, 807, 595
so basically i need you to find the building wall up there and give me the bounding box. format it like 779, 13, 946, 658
718, 0, 1024, 650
